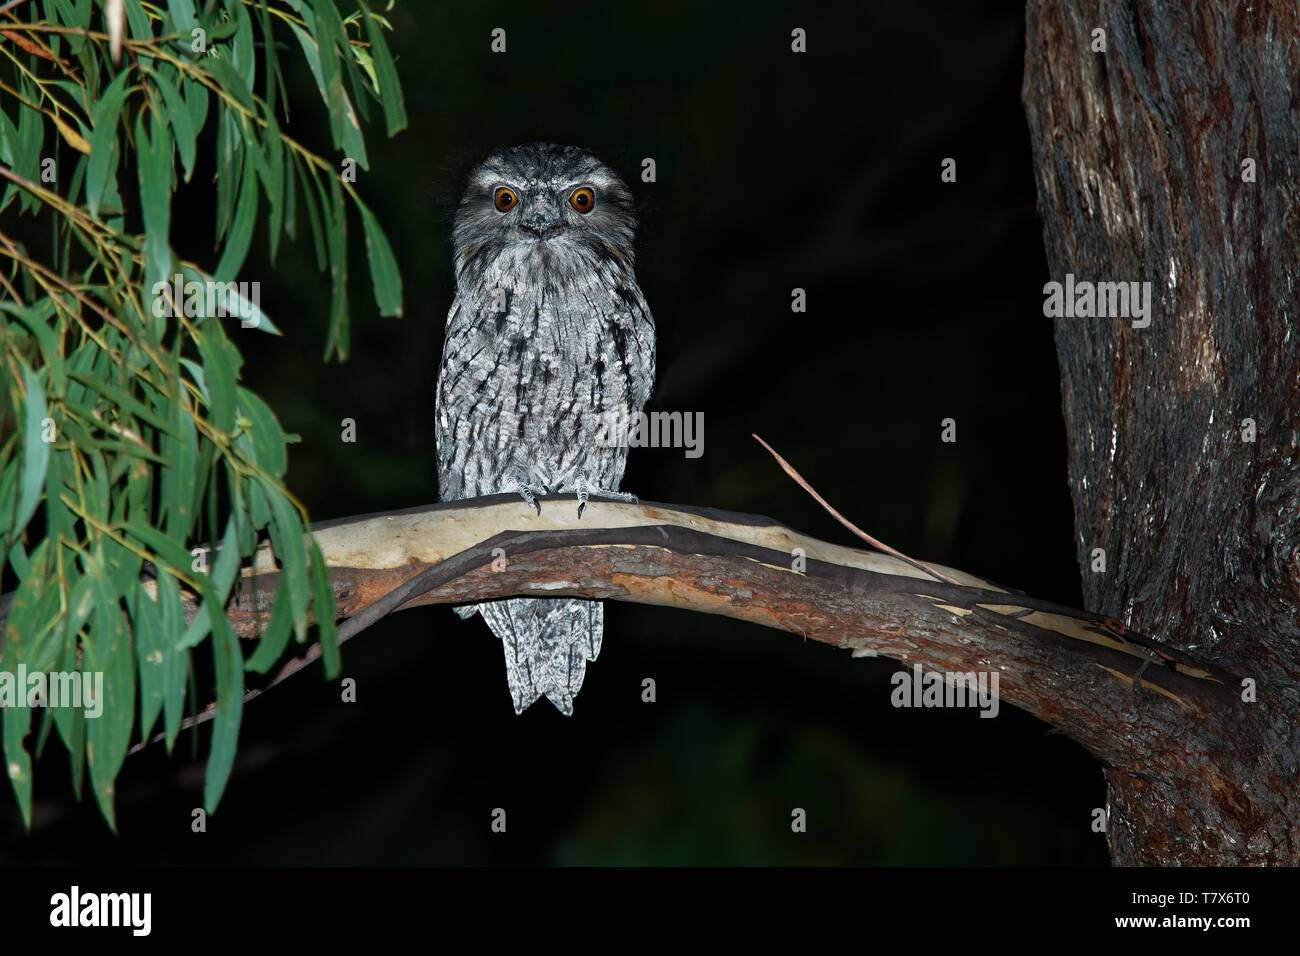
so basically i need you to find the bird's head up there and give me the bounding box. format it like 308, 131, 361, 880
453, 143, 638, 283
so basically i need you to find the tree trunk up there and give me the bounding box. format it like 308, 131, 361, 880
1022, 1, 1300, 863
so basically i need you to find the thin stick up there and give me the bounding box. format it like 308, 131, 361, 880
126, 642, 324, 756
752, 433, 965, 587
127, 531, 535, 754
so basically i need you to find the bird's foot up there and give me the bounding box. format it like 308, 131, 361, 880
505, 476, 548, 515
574, 474, 638, 519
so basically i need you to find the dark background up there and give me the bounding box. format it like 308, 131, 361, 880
2, 0, 1107, 864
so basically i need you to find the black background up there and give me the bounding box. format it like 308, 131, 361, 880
2, 0, 1107, 864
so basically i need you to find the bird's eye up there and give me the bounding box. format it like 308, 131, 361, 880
494, 187, 518, 212
569, 187, 595, 214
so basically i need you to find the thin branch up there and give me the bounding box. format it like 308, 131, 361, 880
751, 433, 964, 586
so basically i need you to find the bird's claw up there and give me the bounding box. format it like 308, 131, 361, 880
574, 476, 636, 519
507, 477, 547, 515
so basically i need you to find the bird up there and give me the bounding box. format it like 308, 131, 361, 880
435, 143, 656, 715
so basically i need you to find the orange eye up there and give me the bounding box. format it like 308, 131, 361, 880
569, 187, 595, 213
494, 187, 517, 212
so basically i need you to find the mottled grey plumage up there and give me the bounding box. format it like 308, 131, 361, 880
435, 143, 656, 715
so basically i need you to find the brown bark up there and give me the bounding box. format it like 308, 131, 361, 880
1022, 2, 1300, 862
159, 496, 1250, 840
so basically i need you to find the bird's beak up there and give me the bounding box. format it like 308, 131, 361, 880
520, 204, 566, 238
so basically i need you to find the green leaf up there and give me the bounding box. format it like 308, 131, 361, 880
62, 570, 97, 650
266, 487, 309, 642
208, 514, 243, 599
309, 538, 339, 678
12, 362, 50, 541
262, 103, 286, 261
124, 0, 155, 69
257, 0, 283, 116
166, 0, 198, 35
3, 301, 63, 391
225, 459, 252, 552
243, 566, 292, 673
203, 604, 243, 813
336, 26, 371, 127
293, 9, 342, 148
214, 105, 243, 244
130, 579, 165, 743
86, 69, 132, 220
150, 67, 198, 182
155, 571, 188, 752
84, 570, 135, 832
282, 139, 299, 242
53, 0, 92, 56
104, 520, 144, 597
50, 621, 88, 799
229, 0, 256, 96
297, 158, 329, 271
0, 468, 17, 544
6, 537, 29, 581
3, 542, 67, 678
247, 476, 271, 530
358, 0, 408, 136
325, 175, 349, 358
185, 79, 209, 140
2, 539, 49, 669
162, 390, 199, 539
354, 195, 403, 317
42, 0, 64, 58
235, 386, 288, 476
14, 80, 45, 215
237, 112, 272, 195
213, 149, 259, 283
176, 515, 239, 652
41, 444, 74, 549
339, 93, 369, 171
0, 133, 19, 212
2, 706, 34, 829
82, 441, 110, 520
136, 111, 174, 292
194, 319, 240, 433
350, 46, 379, 111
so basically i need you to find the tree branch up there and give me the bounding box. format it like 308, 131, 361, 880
14, 492, 1278, 857
208, 497, 1253, 774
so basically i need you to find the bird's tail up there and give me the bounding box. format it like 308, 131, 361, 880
477, 598, 603, 715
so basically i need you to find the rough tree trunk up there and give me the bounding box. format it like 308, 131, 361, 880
1022, 2, 1300, 863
